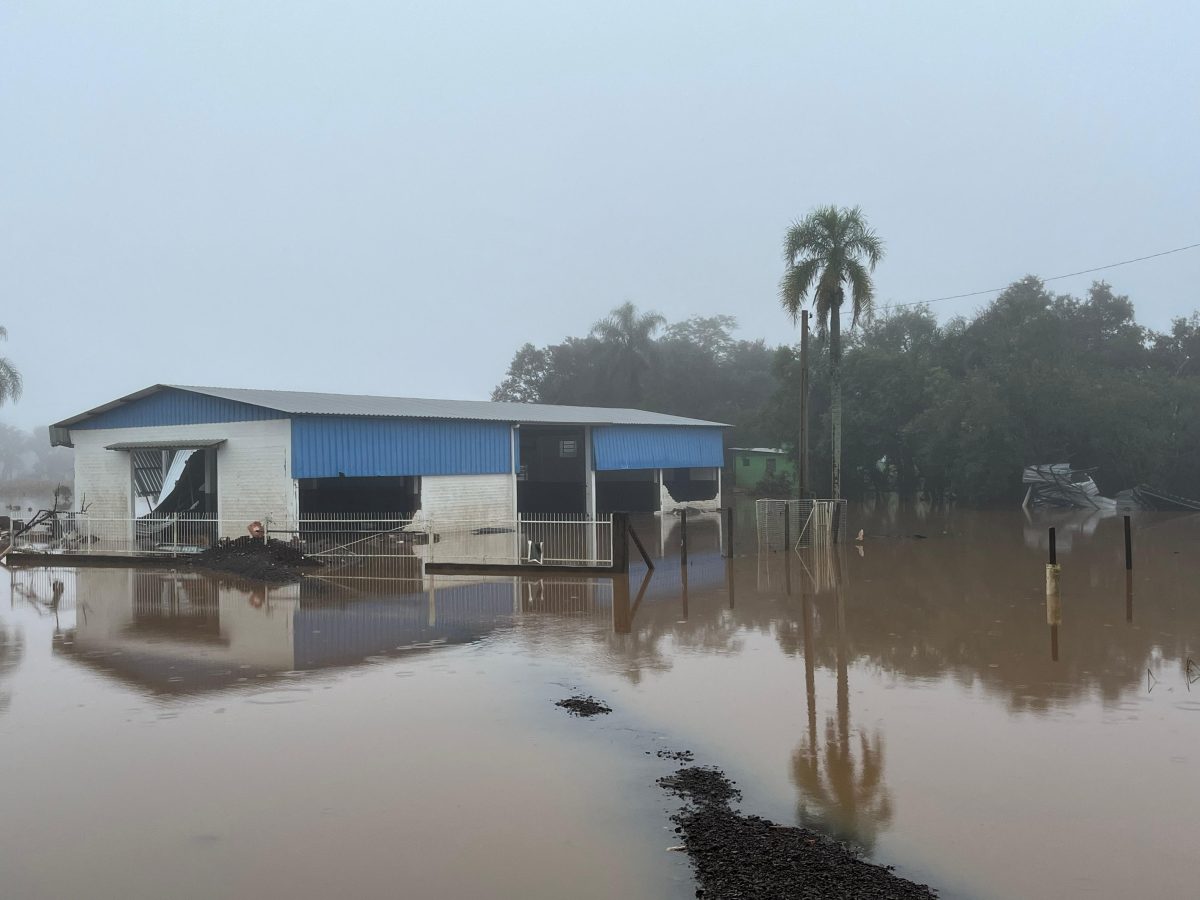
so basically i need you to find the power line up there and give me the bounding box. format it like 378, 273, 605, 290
870, 240, 1200, 314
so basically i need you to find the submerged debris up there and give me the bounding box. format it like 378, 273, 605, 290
654, 748, 695, 762
659, 766, 937, 899
1023, 464, 1115, 511
554, 695, 612, 717
189, 536, 321, 584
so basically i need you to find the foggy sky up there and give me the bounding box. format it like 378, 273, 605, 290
2, 1, 1198, 430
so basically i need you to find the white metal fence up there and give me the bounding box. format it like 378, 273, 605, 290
10, 512, 222, 556
425, 513, 613, 567
265, 512, 424, 579
10, 510, 614, 572
755, 499, 848, 551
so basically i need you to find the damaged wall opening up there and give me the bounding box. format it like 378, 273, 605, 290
299, 476, 420, 515
663, 467, 719, 503
131, 447, 218, 517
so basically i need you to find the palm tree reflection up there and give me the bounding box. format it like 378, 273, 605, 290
790, 552, 893, 850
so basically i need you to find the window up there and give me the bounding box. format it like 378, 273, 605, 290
741, 456, 750, 467
559, 439, 577, 458
765, 459, 777, 476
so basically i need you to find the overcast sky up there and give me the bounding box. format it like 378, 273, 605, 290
2, 1, 1197, 430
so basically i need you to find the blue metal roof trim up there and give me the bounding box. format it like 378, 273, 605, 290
71, 387, 282, 430
291, 415, 512, 478
592, 425, 724, 471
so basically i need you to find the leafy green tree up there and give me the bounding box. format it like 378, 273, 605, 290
0, 327, 21, 407
491, 343, 551, 403
589, 302, 666, 406
780, 207, 884, 500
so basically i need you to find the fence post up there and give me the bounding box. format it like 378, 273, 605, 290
1046, 526, 1061, 661
722, 505, 735, 558
611, 512, 630, 574
783, 503, 792, 595
679, 509, 688, 566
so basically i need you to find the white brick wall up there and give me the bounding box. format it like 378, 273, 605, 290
418, 473, 515, 523
69, 419, 297, 538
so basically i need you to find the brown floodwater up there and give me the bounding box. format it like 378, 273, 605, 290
2, 505, 1197, 899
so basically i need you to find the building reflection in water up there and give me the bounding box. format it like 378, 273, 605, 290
47, 567, 619, 695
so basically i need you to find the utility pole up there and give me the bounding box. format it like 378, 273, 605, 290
798, 310, 810, 499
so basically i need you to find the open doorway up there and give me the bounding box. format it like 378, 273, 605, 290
130, 446, 218, 517
517, 426, 587, 514
298, 476, 420, 515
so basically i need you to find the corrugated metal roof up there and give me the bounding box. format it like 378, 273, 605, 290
105, 439, 227, 450
170, 385, 726, 427
51, 384, 727, 440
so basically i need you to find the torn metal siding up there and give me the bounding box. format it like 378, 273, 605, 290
592, 425, 724, 471
290, 416, 513, 478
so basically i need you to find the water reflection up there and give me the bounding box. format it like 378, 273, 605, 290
3, 506, 1197, 898
46, 569, 565, 694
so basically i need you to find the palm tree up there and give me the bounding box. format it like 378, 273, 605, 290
780, 206, 884, 500
590, 302, 665, 406
0, 327, 21, 407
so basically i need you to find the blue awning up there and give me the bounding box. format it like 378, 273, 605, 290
592, 426, 723, 471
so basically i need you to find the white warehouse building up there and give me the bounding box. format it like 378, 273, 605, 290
50, 385, 727, 537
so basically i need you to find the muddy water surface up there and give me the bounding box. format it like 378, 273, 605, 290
1, 507, 1197, 899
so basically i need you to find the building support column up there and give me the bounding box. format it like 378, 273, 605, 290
584, 426, 597, 561
511, 425, 521, 562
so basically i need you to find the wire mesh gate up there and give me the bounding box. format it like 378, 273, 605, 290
755, 499, 847, 552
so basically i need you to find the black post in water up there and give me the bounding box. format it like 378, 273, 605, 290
726, 556, 736, 610
1048, 527, 1057, 565
783, 507, 793, 595
611, 512, 630, 574
722, 506, 735, 558
679, 509, 688, 566
1124, 515, 1133, 571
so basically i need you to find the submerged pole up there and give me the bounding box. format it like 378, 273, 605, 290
679, 509, 688, 566
1123, 515, 1133, 570
1046, 528, 1061, 661
611, 512, 630, 574
1125, 569, 1134, 624
783, 505, 792, 595
799, 310, 810, 499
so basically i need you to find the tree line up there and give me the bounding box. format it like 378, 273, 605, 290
493, 280, 1200, 506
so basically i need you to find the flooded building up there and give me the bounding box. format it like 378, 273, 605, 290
728, 447, 794, 490
50, 385, 725, 535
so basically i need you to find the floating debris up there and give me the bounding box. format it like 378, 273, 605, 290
554, 695, 611, 717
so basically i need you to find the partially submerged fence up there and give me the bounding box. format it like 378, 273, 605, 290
9, 509, 616, 575
10, 512, 221, 557
755, 499, 848, 552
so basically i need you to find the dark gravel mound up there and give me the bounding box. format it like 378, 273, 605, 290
660, 766, 937, 899
554, 695, 612, 717
190, 536, 321, 583
651, 749, 695, 762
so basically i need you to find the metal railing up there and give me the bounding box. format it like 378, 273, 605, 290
265, 513, 424, 579
424, 512, 613, 567
10, 511, 221, 556
11, 509, 614, 571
